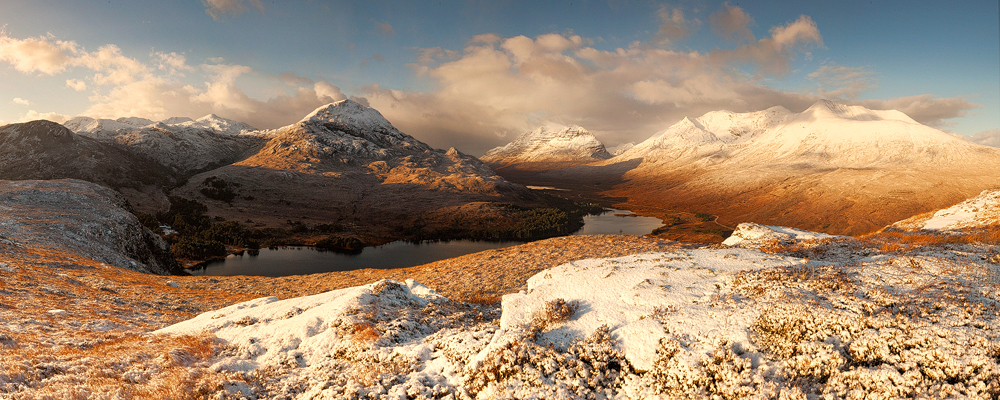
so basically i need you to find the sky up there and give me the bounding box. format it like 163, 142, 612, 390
0, 0, 997, 155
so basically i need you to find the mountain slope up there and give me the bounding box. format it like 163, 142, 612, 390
0, 120, 173, 190
170, 100, 549, 243
0, 179, 180, 274
891, 189, 1000, 232
66, 115, 265, 177
482, 125, 611, 171
526, 100, 999, 236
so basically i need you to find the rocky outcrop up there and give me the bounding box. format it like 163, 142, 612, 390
0, 179, 181, 275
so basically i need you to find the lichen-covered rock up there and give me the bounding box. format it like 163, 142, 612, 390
0, 179, 180, 274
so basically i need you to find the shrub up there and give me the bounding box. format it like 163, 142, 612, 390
172, 236, 227, 260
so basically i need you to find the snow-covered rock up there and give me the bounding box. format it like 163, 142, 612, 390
479, 249, 802, 372
482, 125, 611, 169
156, 279, 446, 370
892, 189, 1000, 232
722, 222, 843, 248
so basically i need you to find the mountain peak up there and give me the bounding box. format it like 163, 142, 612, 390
298, 99, 396, 133
482, 124, 611, 168
800, 99, 916, 124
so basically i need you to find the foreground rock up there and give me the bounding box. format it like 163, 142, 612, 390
0, 179, 180, 274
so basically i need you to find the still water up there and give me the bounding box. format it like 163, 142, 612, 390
190, 208, 662, 277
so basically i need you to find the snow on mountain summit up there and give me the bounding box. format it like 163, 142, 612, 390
482, 125, 611, 170
618, 100, 990, 168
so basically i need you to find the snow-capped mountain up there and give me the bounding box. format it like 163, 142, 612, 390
618, 100, 988, 168
593, 100, 1000, 235
170, 100, 538, 240
64, 114, 264, 176
482, 125, 611, 170
609, 141, 635, 156
0, 120, 173, 189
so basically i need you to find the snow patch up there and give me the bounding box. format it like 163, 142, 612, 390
722, 222, 842, 248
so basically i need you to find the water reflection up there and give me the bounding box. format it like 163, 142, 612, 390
190, 208, 663, 277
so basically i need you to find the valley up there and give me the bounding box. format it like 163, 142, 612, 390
1, 99, 998, 398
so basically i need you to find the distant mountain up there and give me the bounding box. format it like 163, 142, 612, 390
171, 100, 546, 243
524, 100, 1000, 235
0, 120, 173, 190
64, 114, 264, 176
609, 142, 635, 156
482, 125, 611, 171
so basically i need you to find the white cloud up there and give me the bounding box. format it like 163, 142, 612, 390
12, 97, 30, 105
66, 79, 87, 91
968, 129, 999, 147
83, 63, 346, 130
363, 13, 978, 155
203, 0, 264, 21
152, 51, 194, 75
0, 32, 77, 75
857, 95, 981, 129
0, 32, 147, 85
20, 110, 71, 124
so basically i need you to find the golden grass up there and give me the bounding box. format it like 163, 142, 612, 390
1, 331, 245, 400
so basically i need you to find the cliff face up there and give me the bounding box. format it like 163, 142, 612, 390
0, 179, 180, 275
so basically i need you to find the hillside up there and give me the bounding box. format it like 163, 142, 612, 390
66, 114, 266, 177
168, 100, 571, 244
0, 120, 173, 191
3, 185, 999, 398
482, 125, 611, 171
523, 100, 1000, 236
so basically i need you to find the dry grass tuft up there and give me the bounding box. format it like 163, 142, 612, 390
1, 331, 248, 399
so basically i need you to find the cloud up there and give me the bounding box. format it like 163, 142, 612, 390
66, 79, 87, 91
808, 64, 875, 99
857, 94, 981, 128
83, 62, 347, 130
0, 32, 77, 75
377, 22, 395, 36
152, 51, 194, 75
12, 97, 30, 106
968, 129, 1000, 147
710, 2, 755, 43
203, 0, 264, 21
0, 32, 147, 85
362, 16, 828, 154
20, 109, 71, 124
654, 7, 696, 44
709, 15, 822, 76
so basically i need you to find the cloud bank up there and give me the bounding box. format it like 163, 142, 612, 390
0, 31, 346, 129
363, 6, 977, 155
0, 3, 984, 155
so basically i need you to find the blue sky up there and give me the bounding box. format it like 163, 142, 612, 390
0, 0, 996, 154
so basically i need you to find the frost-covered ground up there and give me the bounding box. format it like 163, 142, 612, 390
157, 223, 1000, 399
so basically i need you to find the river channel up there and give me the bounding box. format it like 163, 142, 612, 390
189, 208, 662, 277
